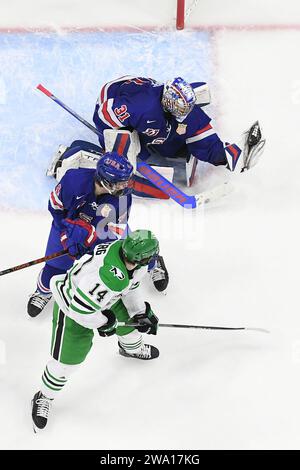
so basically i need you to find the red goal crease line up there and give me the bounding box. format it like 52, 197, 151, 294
1, 24, 300, 33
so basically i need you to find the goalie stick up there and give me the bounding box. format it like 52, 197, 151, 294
118, 321, 270, 333
36, 84, 232, 209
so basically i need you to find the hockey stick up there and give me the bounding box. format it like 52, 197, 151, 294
36, 84, 231, 209
118, 322, 269, 333
0, 249, 68, 276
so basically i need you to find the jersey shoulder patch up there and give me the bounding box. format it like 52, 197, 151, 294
98, 241, 129, 292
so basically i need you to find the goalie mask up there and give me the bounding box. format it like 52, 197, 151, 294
95, 151, 133, 196
162, 77, 196, 122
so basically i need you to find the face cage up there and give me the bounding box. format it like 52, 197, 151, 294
162, 95, 193, 120
124, 254, 156, 267
99, 177, 131, 196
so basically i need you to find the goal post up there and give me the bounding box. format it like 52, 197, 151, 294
176, 0, 185, 30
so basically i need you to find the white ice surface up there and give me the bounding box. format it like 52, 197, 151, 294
1, 1, 300, 451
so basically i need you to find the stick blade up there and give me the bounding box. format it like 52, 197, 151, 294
195, 181, 234, 207
245, 327, 270, 334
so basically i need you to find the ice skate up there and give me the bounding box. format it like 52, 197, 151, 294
27, 290, 52, 317
150, 255, 169, 292
118, 342, 159, 360
31, 391, 53, 433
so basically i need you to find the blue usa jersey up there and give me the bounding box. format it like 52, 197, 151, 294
93, 76, 227, 166
93, 76, 172, 159
49, 168, 132, 243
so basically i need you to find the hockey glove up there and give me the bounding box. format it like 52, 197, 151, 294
131, 302, 159, 335
60, 218, 97, 258
97, 310, 117, 337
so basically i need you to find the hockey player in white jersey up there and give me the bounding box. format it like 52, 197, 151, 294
31, 229, 160, 432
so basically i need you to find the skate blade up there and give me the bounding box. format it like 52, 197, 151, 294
152, 286, 168, 296
31, 399, 38, 434
32, 419, 46, 434
196, 181, 234, 206
246, 327, 270, 334
31, 399, 44, 434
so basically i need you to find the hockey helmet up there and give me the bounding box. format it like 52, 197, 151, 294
122, 230, 159, 266
95, 151, 133, 196
162, 77, 196, 122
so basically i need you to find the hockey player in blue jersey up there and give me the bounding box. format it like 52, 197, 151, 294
93, 76, 265, 193
27, 148, 135, 318
46, 139, 170, 295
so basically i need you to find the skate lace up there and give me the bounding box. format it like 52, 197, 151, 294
138, 344, 151, 358
151, 266, 166, 282
30, 294, 51, 309
36, 397, 52, 418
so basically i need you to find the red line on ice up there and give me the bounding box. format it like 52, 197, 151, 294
1, 24, 300, 33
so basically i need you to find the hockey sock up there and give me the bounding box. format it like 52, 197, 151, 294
40, 359, 79, 400
118, 330, 143, 354
37, 264, 66, 294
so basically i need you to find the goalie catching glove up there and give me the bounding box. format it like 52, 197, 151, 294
131, 302, 159, 335
225, 121, 266, 172
60, 218, 97, 258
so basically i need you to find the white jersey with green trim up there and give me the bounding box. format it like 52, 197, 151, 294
50, 240, 148, 329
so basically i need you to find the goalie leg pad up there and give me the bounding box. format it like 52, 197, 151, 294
55, 149, 102, 182
46, 144, 68, 177
185, 154, 198, 187
103, 129, 140, 172
48, 141, 104, 182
